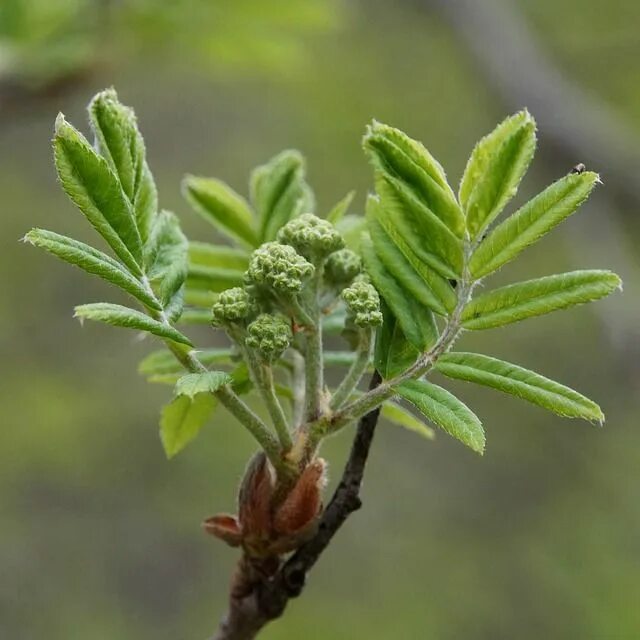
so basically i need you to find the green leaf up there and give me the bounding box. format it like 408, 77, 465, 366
145, 211, 188, 319
54, 113, 143, 275
374, 300, 420, 379
139, 348, 234, 377
74, 302, 192, 345
327, 191, 355, 224
367, 196, 456, 316
436, 352, 604, 423
160, 393, 216, 458
88, 88, 157, 243
395, 379, 485, 454
381, 401, 435, 440
188, 242, 249, 271
24, 228, 161, 311
363, 121, 464, 235
470, 172, 599, 278
175, 371, 231, 399
182, 175, 258, 247
251, 150, 314, 242
362, 236, 438, 352
462, 270, 622, 330
374, 174, 463, 278
460, 110, 537, 238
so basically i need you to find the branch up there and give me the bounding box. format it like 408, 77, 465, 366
211, 370, 383, 640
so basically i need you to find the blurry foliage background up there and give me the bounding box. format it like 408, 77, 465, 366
1, 1, 638, 638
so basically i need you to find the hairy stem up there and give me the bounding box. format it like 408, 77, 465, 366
329, 328, 373, 410
261, 364, 293, 451
163, 339, 286, 473
291, 350, 306, 428
303, 267, 324, 421
215, 385, 283, 467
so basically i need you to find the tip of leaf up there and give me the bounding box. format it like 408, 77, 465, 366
54, 112, 67, 135
516, 108, 536, 128
20, 230, 35, 244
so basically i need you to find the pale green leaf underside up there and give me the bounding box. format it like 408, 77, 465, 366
24, 229, 161, 311
460, 110, 537, 238
470, 172, 599, 278
367, 197, 456, 316
74, 302, 192, 345
382, 401, 435, 440
395, 379, 485, 454
436, 352, 604, 423
462, 270, 621, 330
160, 393, 217, 458
175, 371, 231, 398
182, 175, 258, 247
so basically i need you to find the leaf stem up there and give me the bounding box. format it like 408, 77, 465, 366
161, 322, 286, 473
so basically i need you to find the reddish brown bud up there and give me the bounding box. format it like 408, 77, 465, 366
273, 458, 326, 537
202, 514, 242, 547
238, 452, 275, 543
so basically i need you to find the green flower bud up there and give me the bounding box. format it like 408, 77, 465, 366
211, 287, 254, 326
245, 314, 292, 362
277, 213, 344, 260
246, 242, 314, 294
342, 280, 383, 328
324, 249, 362, 286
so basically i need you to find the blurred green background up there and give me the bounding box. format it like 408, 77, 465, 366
1, 1, 638, 638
